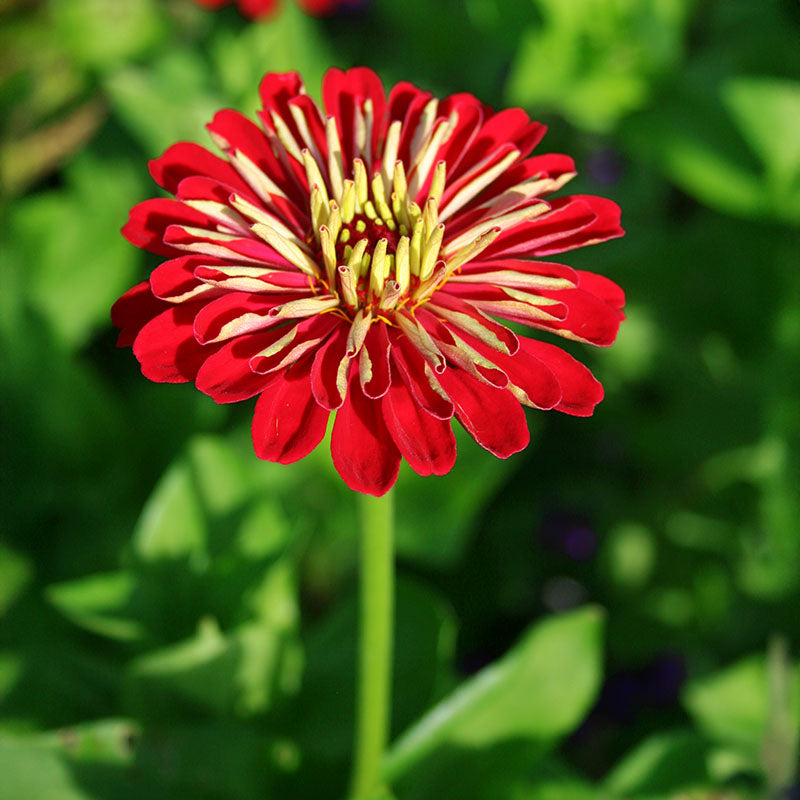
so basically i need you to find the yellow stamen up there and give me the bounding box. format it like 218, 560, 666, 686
395, 236, 410, 294
325, 117, 345, 203
341, 179, 356, 223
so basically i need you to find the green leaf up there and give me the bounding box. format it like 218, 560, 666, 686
0, 721, 276, 799
132, 458, 207, 563
289, 579, 456, 761
683, 654, 800, 750
384, 606, 605, 781
50, 0, 166, 70
125, 577, 301, 719
723, 78, 800, 181
104, 50, 224, 155
0, 543, 32, 615
0, 739, 96, 800
505, 0, 690, 132
604, 730, 711, 797
209, 2, 334, 111
47, 571, 145, 642
622, 76, 800, 222
9, 150, 143, 351
395, 745, 603, 800
394, 428, 518, 566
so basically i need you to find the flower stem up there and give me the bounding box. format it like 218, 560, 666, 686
350, 488, 395, 799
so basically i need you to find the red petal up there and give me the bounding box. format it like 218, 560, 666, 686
122, 198, 221, 258
489, 153, 577, 198
480, 196, 597, 259
287, 94, 328, 158
249, 314, 341, 374
359, 322, 392, 398
455, 258, 578, 287
577, 270, 626, 311
258, 71, 306, 132
382, 379, 456, 477
331, 369, 400, 496
133, 301, 215, 383
464, 332, 562, 411
426, 291, 519, 355
322, 67, 386, 167
534, 287, 622, 345
520, 338, 604, 417
238, 0, 279, 18
175, 175, 243, 205
149, 142, 249, 195
310, 322, 350, 409
251, 358, 330, 464
423, 100, 483, 196
391, 87, 435, 169
195, 329, 287, 403
206, 108, 305, 212
390, 334, 454, 420
150, 255, 226, 302
192, 292, 300, 345
538, 196, 624, 255
437, 367, 529, 458
111, 281, 171, 348
451, 109, 545, 185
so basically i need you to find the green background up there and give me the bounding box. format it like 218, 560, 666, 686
1, 0, 800, 797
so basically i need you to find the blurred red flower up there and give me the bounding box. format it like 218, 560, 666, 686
192, 0, 362, 19
113, 68, 625, 495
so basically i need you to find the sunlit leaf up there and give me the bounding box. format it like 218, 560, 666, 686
47, 571, 145, 642
384, 606, 604, 781
604, 730, 711, 797
683, 655, 800, 750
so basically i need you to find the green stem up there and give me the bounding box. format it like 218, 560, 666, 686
350, 488, 395, 800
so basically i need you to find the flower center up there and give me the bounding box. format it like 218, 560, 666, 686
306, 155, 449, 318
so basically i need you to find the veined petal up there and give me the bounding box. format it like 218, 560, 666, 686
520, 338, 604, 416
193, 292, 305, 344
382, 379, 457, 477
359, 321, 392, 399
122, 198, 221, 257
310, 322, 351, 409
150, 256, 226, 304
149, 142, 251, 195
426, 292, 519, 355
194, 264, 313, 294
331, 368, 400, 496
251, 357, 330, 464
461, 331, 562, 411
133, 301, 217, 383
249, 314, 341, 374
390, 333, 454, 420
195, 329, 285, 402
416, 308, 508, 388
111, 281, 171, 347
437, 367, 529, 458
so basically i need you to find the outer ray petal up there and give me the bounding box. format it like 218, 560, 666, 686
251, 358, 330, 464
382, 378, 457, 477
520, 338, 604, 416
133, 301, 217, 383
195, 329, 287, 402
436, 367, 530, 458
331, 368, 401, 496
111, 282, 171, 348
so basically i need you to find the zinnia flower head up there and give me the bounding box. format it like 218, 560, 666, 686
193, 0, 362, 19
112, 68, 625, 496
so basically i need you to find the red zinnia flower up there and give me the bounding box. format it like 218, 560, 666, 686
193, 0, 278, 19
112, 68, 625, 496
192, 0, 361, 19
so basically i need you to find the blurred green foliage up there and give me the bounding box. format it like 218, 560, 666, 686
1, 0, 799, 797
